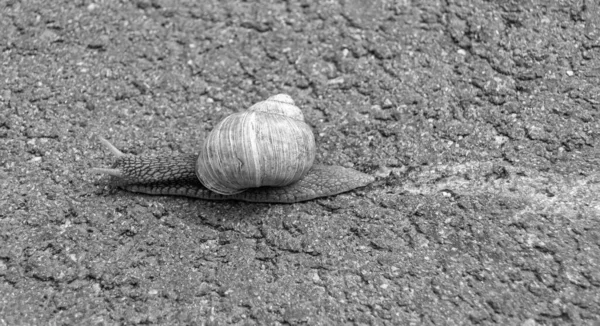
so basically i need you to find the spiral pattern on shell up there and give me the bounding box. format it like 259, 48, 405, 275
195, 94, 316, 195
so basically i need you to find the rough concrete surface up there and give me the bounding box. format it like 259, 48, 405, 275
1, 0, 599, 325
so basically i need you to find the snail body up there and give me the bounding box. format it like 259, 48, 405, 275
91, 94, 374, 203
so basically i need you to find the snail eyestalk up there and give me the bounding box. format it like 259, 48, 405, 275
90, 137, 126, 177
97, 136, 126, 157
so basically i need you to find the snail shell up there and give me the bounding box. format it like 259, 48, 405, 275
195, 94, 316, 195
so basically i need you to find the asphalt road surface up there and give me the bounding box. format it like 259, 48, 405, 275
1, 0, 599, 325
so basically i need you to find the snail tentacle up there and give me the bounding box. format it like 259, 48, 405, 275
90, 167, 123, 177
89, 137, 128, 177
98, 136, 125, 157
92, 137, 374, 203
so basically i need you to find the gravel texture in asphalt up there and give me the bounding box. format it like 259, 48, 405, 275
1, 0, 599, 325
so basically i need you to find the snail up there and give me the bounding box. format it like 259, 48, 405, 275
91, 94, 374, 203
